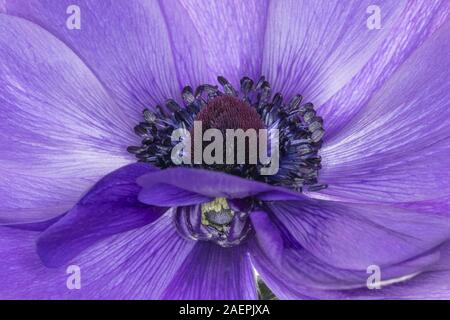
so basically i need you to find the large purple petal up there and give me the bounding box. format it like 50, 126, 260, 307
393, 196, 450, 216
249, 233, 440, 296
137, 167, 307, 201
0, 14, 134, 223
262, 0, 406, 105
342, 241, 450, 299
159, 0, 269, 87
267, 200, 450, 271
320, 0, 450, 139
138, 183, 212, 207
11, 215, 65, 232
250, 210, 284, 265
162, 242, 257, 299
318, 19, 450, 203
37, 163, 166, 268
258, 241, 450, 300
249, 207, 446, 298
4, 0, 181, 113
0, 214, 197, 299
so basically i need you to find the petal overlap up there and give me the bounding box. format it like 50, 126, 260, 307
266, 200, 450, 270
137, 167, 308, 201
0, 215, 196, 299
36, 163, 166, 268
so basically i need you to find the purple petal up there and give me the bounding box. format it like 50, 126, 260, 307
0, 215, 197, 299
159, 0, 269, 87
138, 183, 212, 207
10, 215, 65, 232
320, 0, 450, 139
249, 234, 440, 297
342, 241, 450, 299
264, 241, 450, 300
137, 167, 307, 201
249, 208, 444, 298
319, 20, 450, 203
4, 0, 181, 113
262, 0, 406, 105
0, 14, 134, 224
256, 190, 310, 201
394, 196, 450, 215
267, 200, 450, 270
37, 163, 166, 268
162, 242, 257, 299
250, 210, 284, 265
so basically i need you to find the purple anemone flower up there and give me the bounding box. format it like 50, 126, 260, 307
1, 0, 450, 300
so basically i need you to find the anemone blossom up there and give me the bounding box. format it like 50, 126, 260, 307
1, 0, 450, 300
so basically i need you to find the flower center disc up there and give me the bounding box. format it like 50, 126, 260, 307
195, 95, 265, 132
192, 95, 266, 170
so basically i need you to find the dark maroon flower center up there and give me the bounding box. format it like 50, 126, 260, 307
192, 95, 266, 170
195, 95, 265, 132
